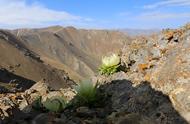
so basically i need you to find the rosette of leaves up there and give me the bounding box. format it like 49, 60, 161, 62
74, 80, 98, 106
99, 54, 120, 75
42, 96, 66, 112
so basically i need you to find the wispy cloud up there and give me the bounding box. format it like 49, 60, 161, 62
136, 11, 190, 20
117, 11, 190, 28
0, 0, 92, 28
143, 0, 190, 9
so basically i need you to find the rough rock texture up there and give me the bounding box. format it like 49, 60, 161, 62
1, 79, 76, 123
97, 24, 190, 123
103, 80, 187, 124
0, 68, 35, 93
1, 78, 188, 124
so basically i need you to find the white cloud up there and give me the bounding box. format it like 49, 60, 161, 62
143, 0, 190, 9
0, 0, 92, 28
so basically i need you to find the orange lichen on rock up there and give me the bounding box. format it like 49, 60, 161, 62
163, 29, 183, 41
138, 63, 150, 71
164, 30, 175, 40
144, 73, 151, 81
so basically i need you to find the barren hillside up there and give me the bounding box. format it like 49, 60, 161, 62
0, 30, 74, 90
11, 26, 131, 81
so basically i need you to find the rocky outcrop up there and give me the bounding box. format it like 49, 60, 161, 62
1, 78, 188, 124
0, 68, 35, 93
1, 79, 75, 122
96, 24, 190, 123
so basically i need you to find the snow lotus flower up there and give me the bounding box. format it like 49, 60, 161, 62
99, 54, 120, 75
102, 54, 120, 67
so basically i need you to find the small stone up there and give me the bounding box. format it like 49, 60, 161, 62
25, 79, 49, 95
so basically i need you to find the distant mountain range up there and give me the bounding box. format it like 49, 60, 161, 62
119, 28, 160, 36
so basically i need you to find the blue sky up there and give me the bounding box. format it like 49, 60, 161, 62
0, 0, 190, 29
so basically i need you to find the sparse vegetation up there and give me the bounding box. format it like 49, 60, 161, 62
74, 80, 98, 106
42, 96, 66, 112
99, 54, 120, 75
32, 80, 100, 111
33, 96, 67, 112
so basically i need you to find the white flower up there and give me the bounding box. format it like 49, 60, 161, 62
102, 54, 120, 67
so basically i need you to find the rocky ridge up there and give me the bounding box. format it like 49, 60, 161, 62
97, 24, 190, 123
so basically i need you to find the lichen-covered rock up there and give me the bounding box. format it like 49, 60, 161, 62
169, 84, 190, 122
118, 24, 190, 123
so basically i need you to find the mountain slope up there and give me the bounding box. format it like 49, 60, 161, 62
0, 30, 74, 90
11, 26, 131, 81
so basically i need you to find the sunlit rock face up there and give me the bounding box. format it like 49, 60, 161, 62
118, 24, 190, 123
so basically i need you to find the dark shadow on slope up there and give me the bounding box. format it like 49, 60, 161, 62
2, 79, 189, 124
0, 68, 35, 93
99, 79, 189, 124
0, 30, 43, 63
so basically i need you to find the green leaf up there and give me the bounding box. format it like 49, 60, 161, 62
99, 64, 120, 75
42, 96, 66, 112
74, 80, 98, 106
